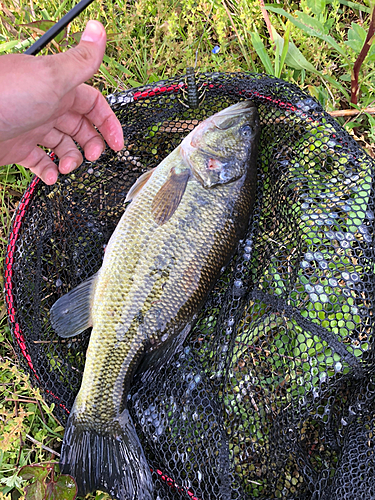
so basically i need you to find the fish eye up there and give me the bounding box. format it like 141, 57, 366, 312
240, 125, 253, 137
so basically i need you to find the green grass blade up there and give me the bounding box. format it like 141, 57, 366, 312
53, 0, 71, 19
326, 0, 371, 13
321, 73, 350, 100
35, 416, 64, 439
0, 40, 19, 52
102, 54, 135, 77
271, 25, 316, 73
15, 165, 33, 183
279, 23, 291, 78
265, 6, 351, 66
250, 31, 274, 76
274, 32, 281, 78
99, 63, 118, 89
0, 38, 33, 53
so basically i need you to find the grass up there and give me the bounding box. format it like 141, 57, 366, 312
0, 0, 374, 498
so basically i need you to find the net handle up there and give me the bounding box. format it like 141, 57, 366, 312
24, 0, 95, 56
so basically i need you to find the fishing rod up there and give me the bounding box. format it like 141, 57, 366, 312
24, 0, 95, 55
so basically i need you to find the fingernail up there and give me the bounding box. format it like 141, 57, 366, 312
69, 161, 77, 172
60, 159, 77, 174
81, 21, 103, 43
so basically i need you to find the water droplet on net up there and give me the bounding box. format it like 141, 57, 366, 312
156, 425, 164, 436
335, 362, 342, 372
314, 252, 324, 261
296, 99, 315, 112
188, 381, 196, 392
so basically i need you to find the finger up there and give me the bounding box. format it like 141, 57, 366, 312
19, 146, 59, 185
74, 86, 124, 151
45, 21, 107, 97
56, 84, 124, 152
40, 128, 83, 174
54, 112, 105, 161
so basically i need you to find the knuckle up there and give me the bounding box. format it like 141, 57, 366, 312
71, 45, 95, 68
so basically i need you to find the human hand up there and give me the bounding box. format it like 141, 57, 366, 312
0, 21, 124, 185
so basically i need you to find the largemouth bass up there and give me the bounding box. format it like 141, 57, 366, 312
50, 100, 260, 500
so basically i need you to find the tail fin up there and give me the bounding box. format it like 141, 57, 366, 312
60, 409, 153, 500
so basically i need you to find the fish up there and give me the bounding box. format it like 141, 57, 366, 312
50, 100, 260, 500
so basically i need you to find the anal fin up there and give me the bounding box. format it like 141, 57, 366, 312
135, 323, 192, 385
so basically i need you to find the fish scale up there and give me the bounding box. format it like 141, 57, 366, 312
50, 100, 260, 500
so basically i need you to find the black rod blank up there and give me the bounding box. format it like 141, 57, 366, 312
24, 0, 96, 56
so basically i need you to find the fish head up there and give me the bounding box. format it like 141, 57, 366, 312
181, 100, 259, 188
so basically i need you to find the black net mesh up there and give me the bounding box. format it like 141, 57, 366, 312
5, 72, 375, 499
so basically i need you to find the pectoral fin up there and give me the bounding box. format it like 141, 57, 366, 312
125, 168, 156, 204
151, 167, 191, 225
49, 272, 99, 338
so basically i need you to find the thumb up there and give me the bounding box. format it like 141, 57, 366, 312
52, 21, 106, 96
